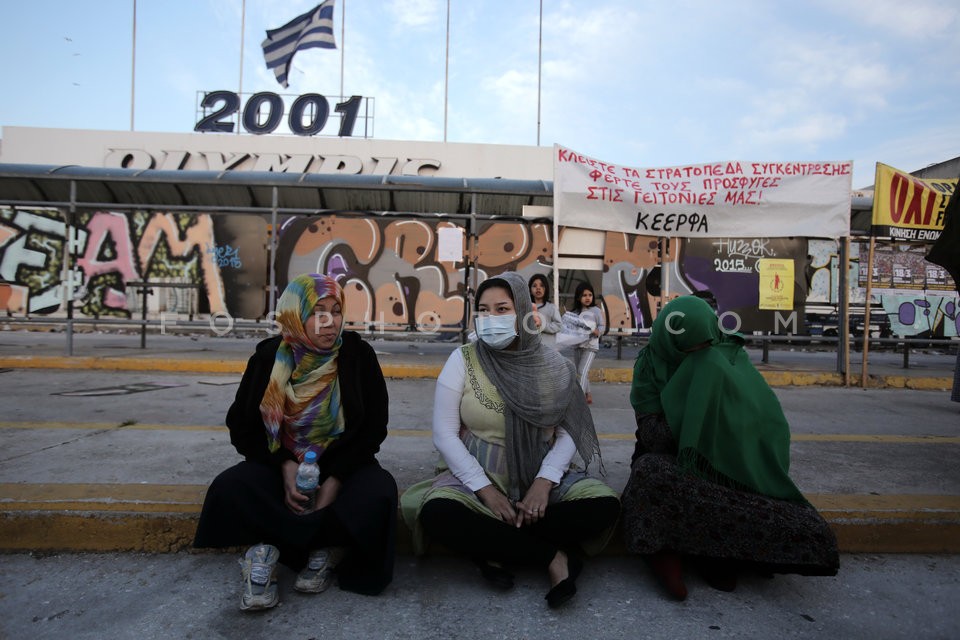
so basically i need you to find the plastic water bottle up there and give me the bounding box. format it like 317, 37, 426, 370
295, 450, 321, 513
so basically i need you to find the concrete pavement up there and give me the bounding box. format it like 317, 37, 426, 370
0, 325, 958, 559
2, 552, 958, 639
0, 327, 959, 638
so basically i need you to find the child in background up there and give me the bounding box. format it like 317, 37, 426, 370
528, 273, 563, 348
571, 282, 605, 404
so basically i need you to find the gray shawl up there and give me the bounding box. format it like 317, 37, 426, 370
473, 272, 602, 499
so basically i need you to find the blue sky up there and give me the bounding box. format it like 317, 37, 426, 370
1, 0, 958, 189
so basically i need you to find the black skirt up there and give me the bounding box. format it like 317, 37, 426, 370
621, 413, 839, 576
194, 460, 398, 595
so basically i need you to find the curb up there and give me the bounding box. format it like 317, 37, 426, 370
2, 483, 958, 555
0, 356, 953, 389
0, 355, 246, 374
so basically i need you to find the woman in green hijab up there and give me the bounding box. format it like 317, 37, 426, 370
622, 295, 838, 601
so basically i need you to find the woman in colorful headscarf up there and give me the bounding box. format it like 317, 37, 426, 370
401, 272, 620, 609
622, 295, 839, 601
194, 274, 397, 611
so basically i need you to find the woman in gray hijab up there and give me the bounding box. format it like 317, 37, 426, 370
401, 272, 619, 609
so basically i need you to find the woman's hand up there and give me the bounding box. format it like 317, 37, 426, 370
314, 476, 342, 510
476, 485, 518, 526
516, 477, 553, 527
281, 459, 308, 514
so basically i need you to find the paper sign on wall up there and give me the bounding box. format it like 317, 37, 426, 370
437, 226, 465, 262
758, 259, 794, 310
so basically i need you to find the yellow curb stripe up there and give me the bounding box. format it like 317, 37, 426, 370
3, 483, 958, 516
591, 368, 952, 389
0, 483, 207, 512
0, 355, 245, 374
380, 364, 443, 378
2, 486, 958, 553
791, 434, 960, 443
0, 421, 224, 431
807, 493, 960, 515
597, 432, 960, 444
0, 356, 952, 387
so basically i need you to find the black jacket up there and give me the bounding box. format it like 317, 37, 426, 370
225, 331, 389, 480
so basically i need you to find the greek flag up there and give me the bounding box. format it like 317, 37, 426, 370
262, 1, 337, 88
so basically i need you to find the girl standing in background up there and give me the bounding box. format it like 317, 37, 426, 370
528, 273, 563, 348
571, 282, 605, 404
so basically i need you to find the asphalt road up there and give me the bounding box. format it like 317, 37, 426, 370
1, 552, 957, 640
2, 370, 959, 639
1, 370, 958, 495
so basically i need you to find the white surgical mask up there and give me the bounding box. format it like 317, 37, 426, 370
474, 313, 518, 350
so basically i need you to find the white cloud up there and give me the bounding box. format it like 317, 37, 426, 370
817, 0, 959, 39
741, 112, 849, 150
388, 0, 445, 29
481, 69, 538, 119
769, 39, 897, 110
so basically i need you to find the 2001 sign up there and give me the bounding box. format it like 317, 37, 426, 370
195, 90, 364, 137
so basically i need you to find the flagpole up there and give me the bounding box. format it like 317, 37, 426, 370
860, 236, 876, 388
130, 0, 137, 131
842, 237, 851, 386
443, 0, 450, 142
340, 0, 346, 100
536, 0, 543, 146
238, 0, 246, 135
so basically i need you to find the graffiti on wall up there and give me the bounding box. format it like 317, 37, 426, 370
676, 237, 809, 332
889, 295, 959, 337
804, 239, 838, 304
275, 215, 555, 331
788, 238, 959, 337
600, 234, 679, 333
3, 207, 955, 338
0, 208, 267, 319
846, 241, 959, 337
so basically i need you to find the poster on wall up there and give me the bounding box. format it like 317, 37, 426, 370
757, 259, 794, 311
857, 243, 956, 293
437, 226, 465, 263
677, 237, 807, 333
553, 145, 852, 238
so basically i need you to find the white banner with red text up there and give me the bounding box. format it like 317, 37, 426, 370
553, 145, 853, 238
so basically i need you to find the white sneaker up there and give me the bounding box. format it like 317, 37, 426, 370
294, 547, 344, 593
238, 543, 280, 611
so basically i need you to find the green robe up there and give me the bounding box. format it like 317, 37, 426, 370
630, 296, 806, 503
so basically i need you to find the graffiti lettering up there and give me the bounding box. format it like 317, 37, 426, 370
713, 258, 749, 273
207, 244, 242, 269
711, 238, 774, 259
0, 208, 230, 317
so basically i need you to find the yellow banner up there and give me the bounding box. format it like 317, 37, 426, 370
871, 163, 957, 241
757, 258, 794, 310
